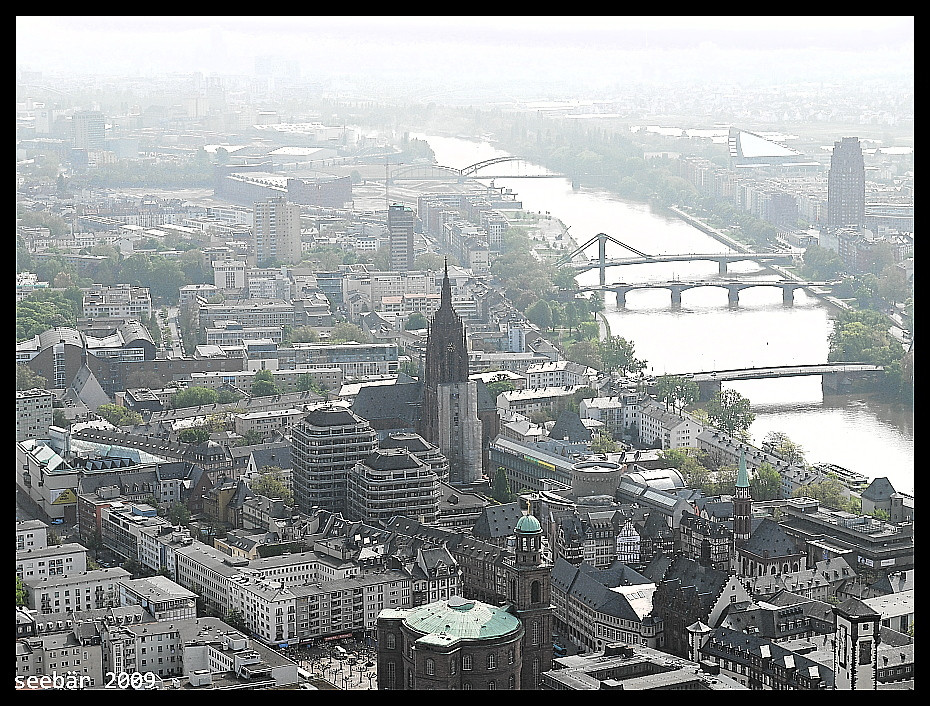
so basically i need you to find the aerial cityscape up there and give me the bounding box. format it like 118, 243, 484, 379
15, 16, 913, 691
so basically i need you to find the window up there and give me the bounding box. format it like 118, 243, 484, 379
487, 653, 496, 670
859, 640, 872, 666
425, 658, 435, 676
532, 621, 540, 646
509, 674, 516, 690
508, 648, 515, 664
462, 654, 473, 671
488, 680, 496, 690
385, 633, 395, 650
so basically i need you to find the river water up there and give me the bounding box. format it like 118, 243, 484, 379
412, 133, 914, 496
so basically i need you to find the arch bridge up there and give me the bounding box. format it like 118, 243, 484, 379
580, 279, 838, 308
388, 156, 566, 181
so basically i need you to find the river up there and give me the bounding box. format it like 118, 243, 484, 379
411, 133, 914, 496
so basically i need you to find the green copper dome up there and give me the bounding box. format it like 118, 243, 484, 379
404, 596, 522, 646
515, 513, 541, 534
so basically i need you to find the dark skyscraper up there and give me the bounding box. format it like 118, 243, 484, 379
827, 136, 865, 229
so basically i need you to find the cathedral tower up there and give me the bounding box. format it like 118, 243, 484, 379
419, 261, 481, 484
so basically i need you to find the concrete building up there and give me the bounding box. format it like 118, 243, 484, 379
253, 197, 301, 265
542, 641, 746, 690
290, 405, 378, 515
387, 203, 416, 271
16, 543, 89, 582
16, 387, 54, 442
71, 110, 105, 151
346, 448, 440, 525
118, 575, 198, 622
81, 284, 152, 320
25, 567, 130, 615
212, 259, 247, 291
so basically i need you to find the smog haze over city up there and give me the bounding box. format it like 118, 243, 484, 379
17, 16, 914, 100
15, 15, 914, 692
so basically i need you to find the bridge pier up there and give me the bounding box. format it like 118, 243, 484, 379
718, 260, 728, 274
783, 286, 795, 307
615, 290, 627, 309
598, 234, 608, 287
728, 287, 740, 307
670, 287, 682, 309
698, 380, 722, 402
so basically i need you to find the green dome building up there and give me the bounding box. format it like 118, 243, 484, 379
377, 595, 525, 690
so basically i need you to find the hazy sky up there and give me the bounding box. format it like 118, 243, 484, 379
16, 16, 914, 95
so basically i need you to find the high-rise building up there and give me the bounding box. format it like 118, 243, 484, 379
345, 448, 439, 525
71, 110, 105, 151
253, 197, 301, 265
827, 137, 865, 229
419, 262, 482, 485
290, 404, 377, 514
388, 204, 416, 271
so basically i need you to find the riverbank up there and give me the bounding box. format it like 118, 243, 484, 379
667, 205, 860, 317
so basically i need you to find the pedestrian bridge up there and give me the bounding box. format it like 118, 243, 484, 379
569, 252, 795, 275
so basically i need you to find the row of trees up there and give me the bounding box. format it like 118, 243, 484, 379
828, 309, 911, 400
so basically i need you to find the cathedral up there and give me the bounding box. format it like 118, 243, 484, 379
419, 261, 482, 485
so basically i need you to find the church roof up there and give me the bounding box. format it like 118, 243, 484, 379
548, 409, 593, 443
472, 502, 523, 540
861, 476, 897, 502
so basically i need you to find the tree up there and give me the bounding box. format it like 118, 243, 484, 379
486, 375, 516, 401
96, 404, 143, 427
168, 502, 191, 526
705, 389, 755, 439
566, 339, 603, 370
525, 299, 553, 330
296, 373, 324, 394
761, 431, 806, 467
16, 364, 48, 390
53, 408, 69, 428
792, 477, 851, 512
414, 252, 446, 271
171, 386, 219, 409
590, 431, 619, 454
329, 322, 369, 344
655, 375, 699, 412
871, 508, 891, 521
251, 369, 281, 398
216, 388, 242, 404
405, 312, 428, 330
801, 244, 845, 280
16, 290, 78, 342
577, 320, 601, 341
16, 576, 28, 607
749, 462, 784, 501
178, 427, 211, 444
288, 325, 320, 344
491, 467, 515, 503
224, 608, 249, 634
250, 467, 294, 505
598, 335, 647, 376
236, 430, 266, 446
